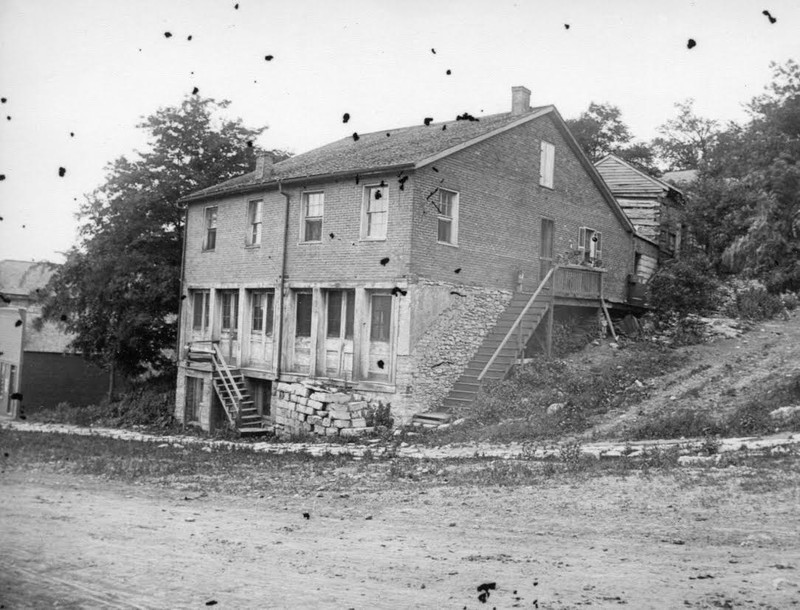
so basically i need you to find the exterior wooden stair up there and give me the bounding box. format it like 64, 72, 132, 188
192, 342, 268, 436
441, 267, 557, 411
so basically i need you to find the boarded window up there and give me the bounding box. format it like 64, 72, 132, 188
539, 141, 555, 189
247, 199, 262, 246
437, 189, 459, 245
295, 292, 313, 337
370, 294, 392, 342
204, 206, 218, 250
364, 186, 388, 239
303, 192, 324, 242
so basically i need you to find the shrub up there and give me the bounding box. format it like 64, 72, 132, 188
782, 291, 799, 311
648, 254, 721, 316
734, 286, 785, 320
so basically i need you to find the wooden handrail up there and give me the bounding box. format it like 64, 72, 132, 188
211, 344, 244, 423
477, 266, 557, 382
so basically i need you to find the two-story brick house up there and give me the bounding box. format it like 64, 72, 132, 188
175, 87, 641, 434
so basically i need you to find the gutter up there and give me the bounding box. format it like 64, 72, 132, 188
275, 181, 291, 378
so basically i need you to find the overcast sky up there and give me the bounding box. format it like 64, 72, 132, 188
1, 0, 798, 264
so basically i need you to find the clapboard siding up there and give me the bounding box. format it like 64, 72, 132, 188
595, 155, 670, 197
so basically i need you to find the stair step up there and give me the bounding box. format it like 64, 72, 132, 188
448, 390, 478, 401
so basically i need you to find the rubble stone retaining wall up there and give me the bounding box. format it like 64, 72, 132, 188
273, 380, 386, 437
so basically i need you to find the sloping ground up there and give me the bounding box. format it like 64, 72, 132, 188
590, 309, 800, 438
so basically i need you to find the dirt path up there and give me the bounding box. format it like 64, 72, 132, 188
2, 469, 799, 609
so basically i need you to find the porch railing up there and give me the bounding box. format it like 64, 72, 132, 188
553, 265, 602, 299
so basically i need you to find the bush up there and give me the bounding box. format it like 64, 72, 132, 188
648, 254, 721, 316
734, 286, 785, 320
782, 292, 799, 311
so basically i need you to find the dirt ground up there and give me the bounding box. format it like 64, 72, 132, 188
2, 463, 799, 609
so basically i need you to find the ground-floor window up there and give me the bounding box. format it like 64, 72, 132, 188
185, 376, 203, 422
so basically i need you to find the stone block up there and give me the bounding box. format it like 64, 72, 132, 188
325, 427, 339, 436
347, 401, 368, 411
307, 398, 324, 410
291, 383, 310, 397
309, 392, 330, 403
295, 396, 308, 407
328, 409, 351, 420
326, 393, 352, 404
321, 417, 331, 427
276, 382, 293, 392
334, 419, 352, 429
307, 415, 322, 426
350, 418, 368, 428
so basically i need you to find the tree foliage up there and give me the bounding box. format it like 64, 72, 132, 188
684, 61, 800, 292
566, 102, 657, 172
652, 99, 720, 171
40, 96, 288, 377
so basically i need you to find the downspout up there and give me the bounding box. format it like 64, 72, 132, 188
276, 181, 291, 378
176, 203, 189, 364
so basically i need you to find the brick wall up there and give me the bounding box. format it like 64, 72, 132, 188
410, 114, 635, 302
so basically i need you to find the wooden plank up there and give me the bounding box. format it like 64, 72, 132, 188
600, 299, 617, 341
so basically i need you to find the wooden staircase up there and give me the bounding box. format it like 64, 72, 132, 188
192, 342, 267, 436
442, 267, 556, 411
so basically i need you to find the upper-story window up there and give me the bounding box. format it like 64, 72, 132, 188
539, 141, 555, 189
437, 189, 459, 245
362, 185, 388, 240
247, 199, 262, 246
578, 227, 602, 264
203, 206, 218, 251
302, 192, 324, 242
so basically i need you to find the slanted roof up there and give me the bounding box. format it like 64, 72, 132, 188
183, 109, 551, 202
595, 154, 684, 199
0, 260, 58, 298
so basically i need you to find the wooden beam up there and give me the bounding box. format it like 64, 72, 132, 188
600, 299, 617, 341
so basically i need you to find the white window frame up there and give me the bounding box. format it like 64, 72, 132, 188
539, 141, 555, 189
437, 189, 459, 246
578, 227, 602, 263
301, 192, 324, 243
246, 199, 262, 246
203, 206, 218, 251
361, 185, 388, 240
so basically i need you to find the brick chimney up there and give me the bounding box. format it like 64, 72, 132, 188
511, 86, 531, 115
254, 153, 273, 180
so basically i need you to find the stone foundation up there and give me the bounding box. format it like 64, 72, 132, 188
273, 380, 389, 438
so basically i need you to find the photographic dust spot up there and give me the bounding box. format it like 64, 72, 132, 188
329, 232, 335, 239
192, 87, 199, 95
432, 166, 439, 172
377, 360, 385, 369
398, 175, 408, 190
205, 601, 218, 607
164, 32, 172, 38
58, 167, 66, 177
3, 453, 8, 458
450, 291, 465, 297
15, 319, 22, 327
446, 69, 451, 75
1, 98, 6, 103
247, 141, 253, 148
454, 267, 461, 274
762, 10, 777, 23
0, 174, 6, 181
355, 174, 360, 184
60, 315, 67, 322
431, 48, 436, 54
374, 189, 382, 199
424, 117, 434, 126
352, 132, 360, 141
6, 116, 10, 121
391, 287, 407, 296
380, 257, 390, 266
386, 132, 391, 137
564, 23, 570, 29
343, 112, 350, 123
264, 55, 274, 61
687, 38, 697, 49
70, 132, 75, 137
302, 512, 310, 519
234, 3, 239, 8
442, 124, 447, 131
10, 393, 22, 400
180, 294, 187, 300
456, 112, 479, 122
187, 35, 193, 41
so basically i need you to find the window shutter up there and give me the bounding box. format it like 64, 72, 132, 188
595, 232, 602, 260
578, 227, 586, 250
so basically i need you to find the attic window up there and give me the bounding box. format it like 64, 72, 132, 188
539, 141, 555, 189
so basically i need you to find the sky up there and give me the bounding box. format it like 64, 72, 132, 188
0, 0, 798, 264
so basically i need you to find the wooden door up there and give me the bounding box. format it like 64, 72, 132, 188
540, 218, 555, 282
323, 290, 355, 379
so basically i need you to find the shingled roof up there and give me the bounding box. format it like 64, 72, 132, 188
182, 108, 551, 203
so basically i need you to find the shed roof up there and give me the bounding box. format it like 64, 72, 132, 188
0, 260, 58, 298
595, 154, 684, 198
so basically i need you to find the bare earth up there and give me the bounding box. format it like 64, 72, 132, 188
2, 465, 799, 609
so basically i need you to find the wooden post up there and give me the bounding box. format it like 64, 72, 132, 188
545, 283, 555, 359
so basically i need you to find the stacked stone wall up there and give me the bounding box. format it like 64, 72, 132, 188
273, 381, 389, 437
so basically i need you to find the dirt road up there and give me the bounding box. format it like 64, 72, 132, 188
2, 467, 799, 609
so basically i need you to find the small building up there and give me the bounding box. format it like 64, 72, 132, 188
594, 154, 687, 261
0, 260, 112, 413
174, 87, 648, 435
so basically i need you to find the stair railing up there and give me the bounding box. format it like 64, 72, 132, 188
211, 343, 244, 424
477, 265, 558, 382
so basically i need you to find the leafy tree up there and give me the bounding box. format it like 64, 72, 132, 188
685, 61, 800, 292
566, 102, 658, 173
652, 99, 720, 170
40, 96, 289, 379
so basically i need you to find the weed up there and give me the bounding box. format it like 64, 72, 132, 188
559, 439, 585, 472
